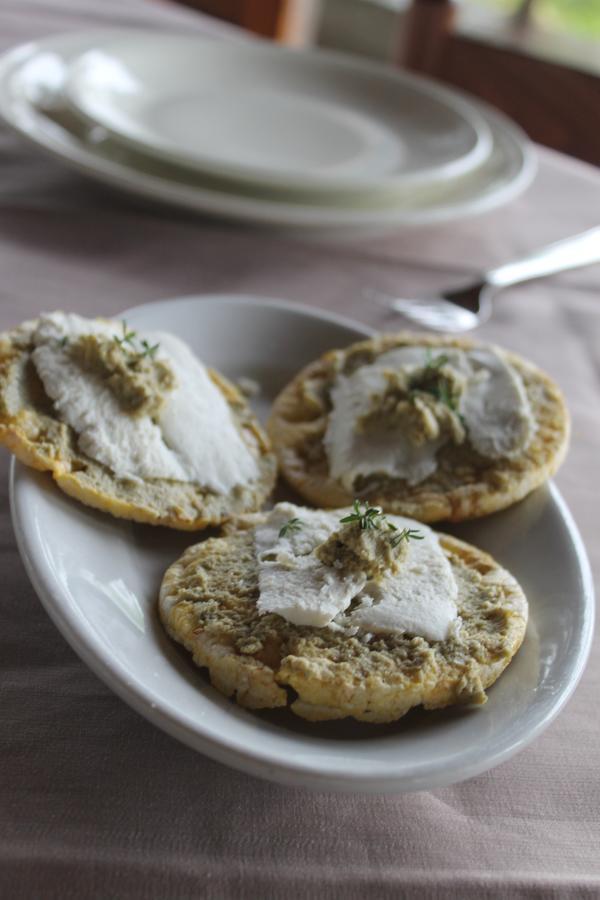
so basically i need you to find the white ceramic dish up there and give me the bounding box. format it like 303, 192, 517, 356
9, 295, 594, 793
64, 33, 492, 199
0, 34, 536, 229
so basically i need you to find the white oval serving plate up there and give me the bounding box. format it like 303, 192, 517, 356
0, 34, 536, 229
10, 296, 594, 793
64, 33, 492, 199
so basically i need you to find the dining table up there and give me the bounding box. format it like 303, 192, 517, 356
1, 0, 599, 897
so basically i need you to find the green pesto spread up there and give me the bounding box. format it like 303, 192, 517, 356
357, 361, 466, 448
316, 520, 408, 582
70, 334, 176, 417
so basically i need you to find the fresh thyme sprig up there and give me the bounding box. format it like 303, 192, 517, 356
340, 500, 423, 549
113, 321, 160, 361
424, 349, 449, 371
140, 339, 160, 359
387, 522, 424, 548
279, 517, 303, 539
340, 499, 385, 530
410, 350, 458, 412
436, 379, 456, 410
113, 320, 137, 349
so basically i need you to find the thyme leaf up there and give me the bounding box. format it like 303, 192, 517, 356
424, 349, 450, 371
140, 339, 160, 359
410, 350, 458, 412
388, 525, 424, 548
279, 517, 303, 539
339, 499, 384, 530
340, 500, 423, 550
112, 321, 160, 361
113, 320, 137, 348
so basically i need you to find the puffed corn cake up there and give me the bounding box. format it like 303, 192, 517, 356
0, 314, 277, 529
267, 332, 569, 523
159, 509, 528, 724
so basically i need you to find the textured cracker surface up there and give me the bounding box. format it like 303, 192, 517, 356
159, 518, 528, 723
267, 333, 570, 523
0, 318, 277, 529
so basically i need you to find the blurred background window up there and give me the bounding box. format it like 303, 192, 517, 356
174, 0, 600, 165
316, 0, 600, 164
317, 0, 600, 74
489, 0, 600, 40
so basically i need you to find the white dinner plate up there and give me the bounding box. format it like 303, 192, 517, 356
63, 33, 492, 200
10, 295, 594, 793
0, 34, 536, 230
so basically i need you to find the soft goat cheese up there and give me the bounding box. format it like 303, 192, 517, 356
325, 345, 535, 490
460, 348, 533, 458
324, 356, 445, 490
343, 526, 458, 640
31, 313, 259, 492
255, 502, 458, 641
255, 504, 367, 627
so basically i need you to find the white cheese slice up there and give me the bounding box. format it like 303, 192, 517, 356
324, 345, 534, 489
325, 356, 444, 490
343, 515, 459, 642
31, 312, 258, 493
459, 348, 535, 459
32, 320, 185, 482
254, 503, 459, 641
155, 332, 259, 493
255, 504, 366, 627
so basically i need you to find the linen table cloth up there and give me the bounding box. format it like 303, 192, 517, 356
1, 1, 599, 897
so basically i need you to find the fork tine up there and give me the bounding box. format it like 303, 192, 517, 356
390, 299, 480, 332
364, 283, 483, 332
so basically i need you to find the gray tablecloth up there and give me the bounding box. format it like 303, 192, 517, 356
1, 2, 599, 897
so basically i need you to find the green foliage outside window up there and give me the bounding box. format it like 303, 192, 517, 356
473, 0, 600, 39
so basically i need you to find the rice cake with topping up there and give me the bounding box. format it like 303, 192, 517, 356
0, 314, 276, 529
267, 333, 569, 523
159, 506, 528, 723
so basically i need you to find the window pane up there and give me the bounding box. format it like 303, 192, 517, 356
464, 0, 522, 13
533, 0, 600, 39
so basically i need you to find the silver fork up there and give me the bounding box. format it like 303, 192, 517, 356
368, 226, 600, 332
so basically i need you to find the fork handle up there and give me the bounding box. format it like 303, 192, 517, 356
485, 226, 600, 288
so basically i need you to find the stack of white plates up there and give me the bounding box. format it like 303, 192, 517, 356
0, 30, 536, 231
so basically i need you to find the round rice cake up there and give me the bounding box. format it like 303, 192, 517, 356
159, 516, 528, 723
0, 317, 277, 529
267, 332, 569, 522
